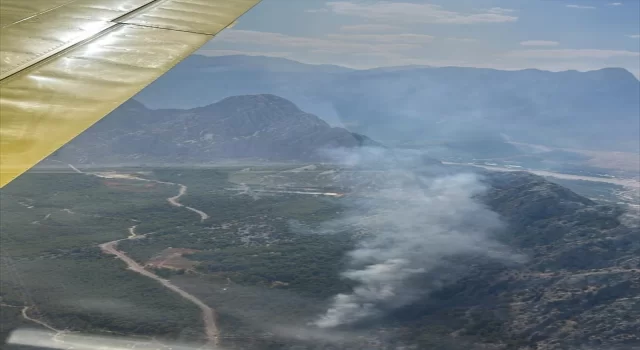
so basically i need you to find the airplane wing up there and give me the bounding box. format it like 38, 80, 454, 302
0, 0, 261, 187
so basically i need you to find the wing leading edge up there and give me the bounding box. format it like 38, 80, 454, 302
0, 0, 261, 187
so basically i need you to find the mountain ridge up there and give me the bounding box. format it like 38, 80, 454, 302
55, 94, 379, 165
134, 54, 640, 153
189, 54, 639, 79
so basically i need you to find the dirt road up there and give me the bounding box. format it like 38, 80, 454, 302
66, 164, 219, 348
90, 170, 209, 222
99, 239, 219, 347
20, 306, 61, 334
167, 184, 210, 222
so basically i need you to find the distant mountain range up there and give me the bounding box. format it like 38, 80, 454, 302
55, 94, 378, 165
133, 54, 640, 153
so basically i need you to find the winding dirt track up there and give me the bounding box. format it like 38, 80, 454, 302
91, 171, 209, 222
168, 184, 210, 222
20, 306, 61, 333
99, 239, 219, 347
70, 165, 218, 348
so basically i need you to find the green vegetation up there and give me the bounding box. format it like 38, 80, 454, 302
0, 172, 203, 343
189, 233, 355, 299
3, 165, 633, 349
0, 249, 202, 339
0, 166, 353, 347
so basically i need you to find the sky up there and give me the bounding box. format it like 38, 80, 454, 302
197, 0, 640, 77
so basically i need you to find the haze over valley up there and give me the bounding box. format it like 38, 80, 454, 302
137, 55, 640, 155
4, 84, 639, 349
2, 1, 639, 347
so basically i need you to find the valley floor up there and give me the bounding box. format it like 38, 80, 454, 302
1, 164, 638, 350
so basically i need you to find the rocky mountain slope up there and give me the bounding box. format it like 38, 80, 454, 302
391, 171, 639, 350
134, 54, 640, 152
55, 94, 378, 165
212, 159, 639, 349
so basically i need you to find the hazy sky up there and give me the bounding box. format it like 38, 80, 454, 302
197, 0, 640, 77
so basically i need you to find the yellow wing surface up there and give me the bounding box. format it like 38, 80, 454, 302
0, 0, 260, 187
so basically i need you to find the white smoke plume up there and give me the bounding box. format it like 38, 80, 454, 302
314, 147, 523, 328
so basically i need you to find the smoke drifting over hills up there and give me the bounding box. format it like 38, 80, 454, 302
314, 148, 524, 328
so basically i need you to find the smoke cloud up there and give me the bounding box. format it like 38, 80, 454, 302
314, 147, 522, 328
